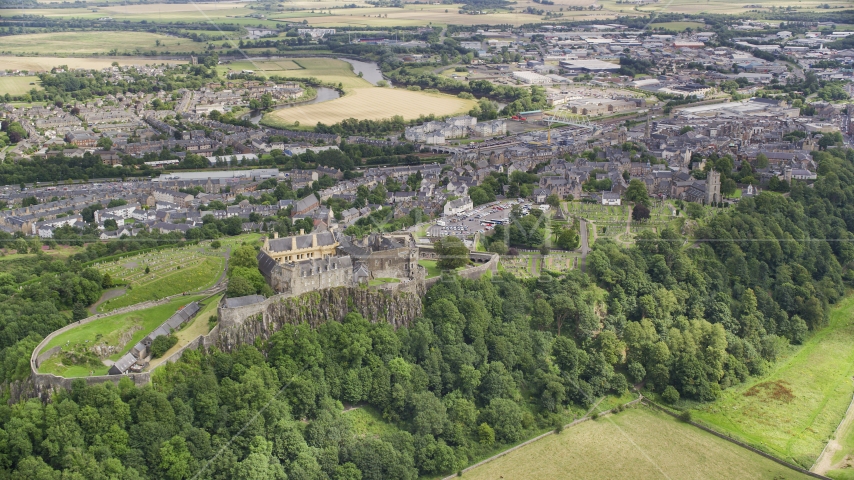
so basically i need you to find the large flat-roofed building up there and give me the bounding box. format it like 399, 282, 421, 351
153, 169, 279, 182
512, 71, 553, 84
559, 59, 621, 73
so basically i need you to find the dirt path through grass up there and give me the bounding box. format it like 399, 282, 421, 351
813, 392, 854, 475
88, 287, 126, 314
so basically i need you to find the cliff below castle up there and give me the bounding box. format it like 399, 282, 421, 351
216, 286, 422, 351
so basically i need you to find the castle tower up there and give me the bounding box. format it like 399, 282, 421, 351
706, 170, 721, 205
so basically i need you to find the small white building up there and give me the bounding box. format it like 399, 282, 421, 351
601, 192, 621, 206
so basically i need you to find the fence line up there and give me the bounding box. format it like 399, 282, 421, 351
441, 394, 643, 480
643, 400, 831, 480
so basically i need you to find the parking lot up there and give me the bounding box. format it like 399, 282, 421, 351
428, 199, 545, 238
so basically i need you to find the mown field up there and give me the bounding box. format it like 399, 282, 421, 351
95, 245, 225, 312
39, 295, 205, 377
264, 86, 474, 127
463, 405, 812, 480
648, 21, 707, 31
223, 58, 372, 89
692, 294, 854, 468
0, 31, 205, 55
0, 55, 184, 72
0, 77, 43, 96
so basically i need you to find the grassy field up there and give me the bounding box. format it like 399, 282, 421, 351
648, 21, 707, 31
264, 86, 475, 127
222, 57, 372, 89
0, 77, 42, 96
693, 294, 854, 468
419, 259, 442, 278
464, 405, 812, 480
368, 277, 401, 286
39, 295, 205, 377
0, 32, 205, 56
0, 56, 184, 72
95, 245, 225, 312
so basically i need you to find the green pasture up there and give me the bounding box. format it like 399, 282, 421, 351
693, 294, 854, 467
0, 31, 206, 56
464, 405, 811, 480
0, 77, 42, 96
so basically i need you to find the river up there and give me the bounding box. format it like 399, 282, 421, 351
248, 86, 340, 124
339, 57, 389, 86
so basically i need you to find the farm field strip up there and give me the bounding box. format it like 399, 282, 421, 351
0, 56, 185, 72
462, 405, 812, 480
263, 86, 475, 126
0, 32, 206, 55
0, 77, 43, 96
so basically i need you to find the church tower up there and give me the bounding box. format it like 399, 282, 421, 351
706, 170, 721, 205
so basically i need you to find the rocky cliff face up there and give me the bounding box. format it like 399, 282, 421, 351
216, 286, 422, 351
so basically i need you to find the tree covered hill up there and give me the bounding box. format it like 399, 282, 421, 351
0, 147, 852, 479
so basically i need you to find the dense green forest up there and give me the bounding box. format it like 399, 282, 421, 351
0, 148, 852, 479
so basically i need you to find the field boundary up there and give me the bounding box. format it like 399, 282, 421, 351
442, 393, 643, 480
644, 400, 830, 480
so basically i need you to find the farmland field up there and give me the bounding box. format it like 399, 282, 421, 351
0, 56, 184, 72
95, 245, 225, 312
621, 0, 853, 15
0, 32, 206, 55
38, 295, 205, 377
463, 405, 812, 480
648, 21, 707, 31
0, 77, 43, 96
223, 58, 371, 89
693, 294, 854, 468
263, 86, 475, 127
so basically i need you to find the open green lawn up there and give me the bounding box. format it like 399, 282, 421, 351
464, 405, 811, 480
0, 76, 42, 96
419, 259, 442, 278
692, 294, 854, 468
96, 248, 224, 312
368, 277, 401, 286
39, 295, 205, 377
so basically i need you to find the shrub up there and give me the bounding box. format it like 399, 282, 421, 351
662, 385, 680, 404
678, 410, 693, 423
150, 335, 178, 358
